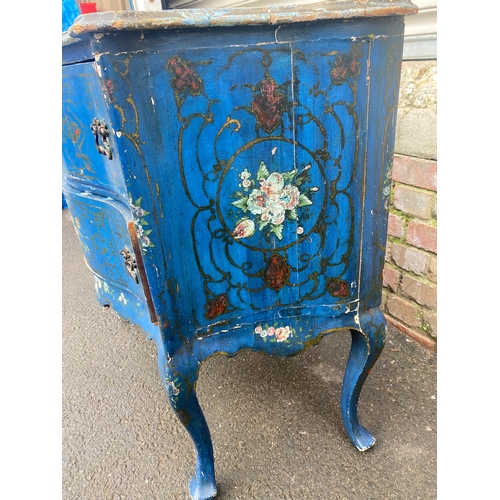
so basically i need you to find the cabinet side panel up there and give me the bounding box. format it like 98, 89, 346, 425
359, 17, 405, 309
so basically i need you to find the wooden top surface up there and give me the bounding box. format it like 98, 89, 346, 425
66, 0, 417, 39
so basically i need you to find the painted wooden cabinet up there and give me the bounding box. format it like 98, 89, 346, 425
62, 2, 417, 498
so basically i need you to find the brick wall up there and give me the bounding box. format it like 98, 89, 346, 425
382, 60, 437, 349
382, 155, 437, 348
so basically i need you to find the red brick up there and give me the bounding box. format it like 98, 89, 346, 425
386, 295, 419, 328
428, 256, 437, 283
394, 185, 434, 220
385, 241, 393, 262
383, 266, 400, 292
422, 310, 437, 339
392, 155, 437, 191
386, 316, 436, 349
388, 213, 405, 238
400, 275, 437, 308
407, 220, 437, 253
391, 243, 429, 276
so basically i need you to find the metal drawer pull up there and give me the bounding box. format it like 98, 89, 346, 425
120, 246, 139, 284
90, 118, 113, 160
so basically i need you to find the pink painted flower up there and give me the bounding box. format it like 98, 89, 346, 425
280, 184, 300, 210
247, 189, 267, 214
233, 218, 256, 239
275, 326, 291, 342
267, 327, 275, 337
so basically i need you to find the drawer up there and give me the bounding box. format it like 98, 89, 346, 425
63, 185, 157, 332
62, 61, 128, 204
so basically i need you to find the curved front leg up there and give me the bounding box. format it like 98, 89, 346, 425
341, 308, 386, 451
156, 344, 217, 500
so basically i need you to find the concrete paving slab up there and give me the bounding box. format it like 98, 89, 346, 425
62, 210, 437, 500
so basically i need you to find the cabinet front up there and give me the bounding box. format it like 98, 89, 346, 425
93, 23, 384, 338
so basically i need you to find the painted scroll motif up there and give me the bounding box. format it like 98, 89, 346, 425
164, 46, 364, 324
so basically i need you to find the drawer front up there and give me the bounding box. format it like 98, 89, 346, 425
63, 186, 156, 326
62, 61, 128, 203
93, 19, 402, 337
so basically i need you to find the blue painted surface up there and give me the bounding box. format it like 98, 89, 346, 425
62, 0, 80, 32
63, 11, 406, 500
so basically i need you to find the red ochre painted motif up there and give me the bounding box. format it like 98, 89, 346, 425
166, 56, 204, 96
263, 254, 290, 291
251, 76, 286, 133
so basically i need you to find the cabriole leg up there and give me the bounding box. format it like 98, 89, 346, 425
341, 308, 386, 451
156, 344, 216, 500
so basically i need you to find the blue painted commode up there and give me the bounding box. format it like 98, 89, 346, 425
62, 2, 417, 498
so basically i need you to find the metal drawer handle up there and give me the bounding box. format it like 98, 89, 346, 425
120, 246, 139, 284
90, 118, 113, 160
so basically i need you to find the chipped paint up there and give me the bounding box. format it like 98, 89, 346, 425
118, 291, 128, 305
93, 61, 102, 77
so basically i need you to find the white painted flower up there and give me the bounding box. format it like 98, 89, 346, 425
260, 172, 284, 196
261, 199, 286, 225
296, 226, 304, 235
240, 168, 251, 181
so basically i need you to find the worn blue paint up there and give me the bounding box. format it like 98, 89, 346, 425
62, 4, 414, 498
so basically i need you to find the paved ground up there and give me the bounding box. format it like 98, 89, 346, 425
62, 209, 437, 500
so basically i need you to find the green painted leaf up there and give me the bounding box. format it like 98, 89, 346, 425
257, 161, 269, 181
286, 208, 298, 220
298, 194, 313, 207
135, 197, 142, 206
294, 172, 310, 186
270, 224, 283, 240
144, 229, 153, 236
282, 169, 297, 182
231, 198, 248, 211
140, 218, 149, 225
258, 219, 269, 230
